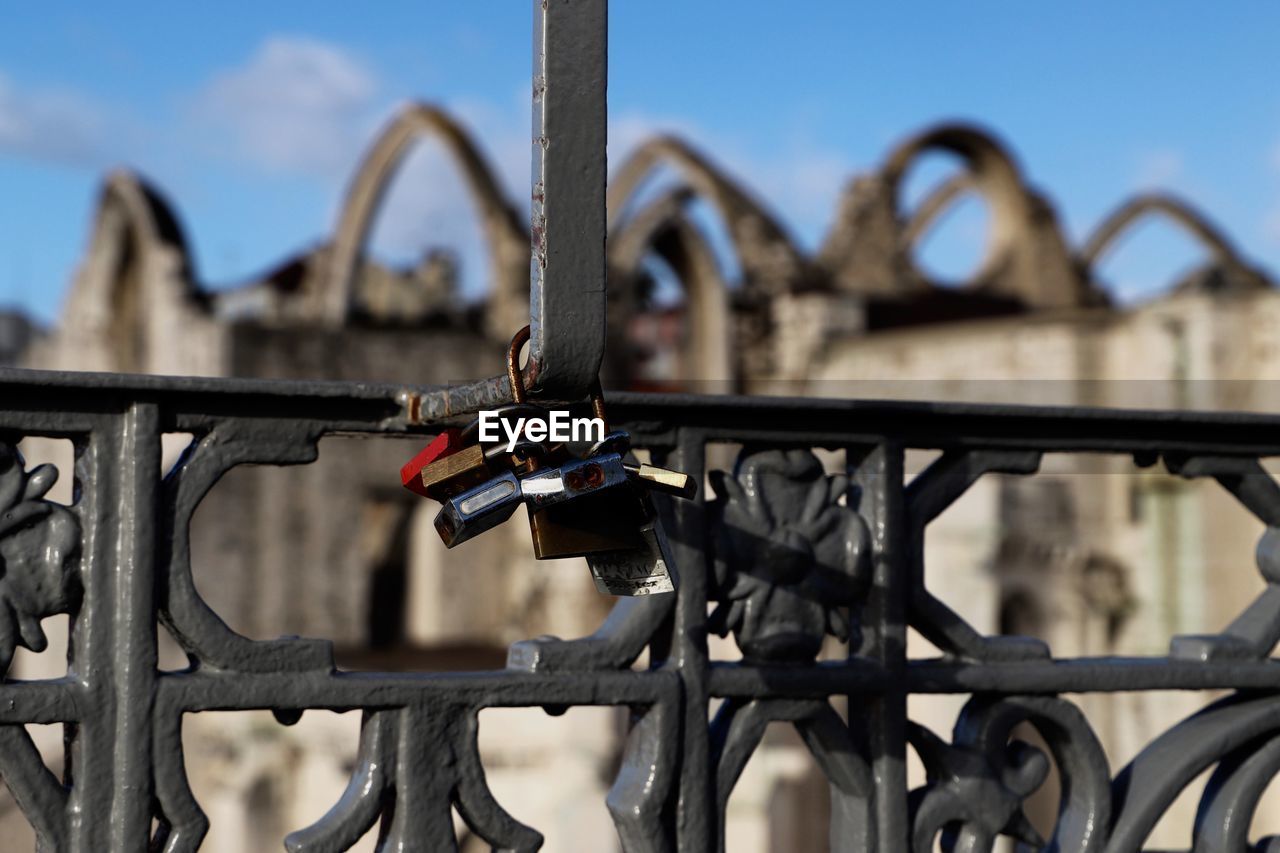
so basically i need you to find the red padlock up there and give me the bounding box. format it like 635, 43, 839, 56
400, 428, 480, 499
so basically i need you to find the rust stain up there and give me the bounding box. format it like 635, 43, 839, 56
531, 214, 548, 269
397, 390, 424, 424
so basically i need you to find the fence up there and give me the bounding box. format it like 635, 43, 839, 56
1, 370, 1280, 850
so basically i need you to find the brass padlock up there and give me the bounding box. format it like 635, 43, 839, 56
526, 448, 694, 562
628, 463, 697, 499
528, 487, 651, 558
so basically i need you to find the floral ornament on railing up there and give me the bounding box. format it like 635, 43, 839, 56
0, 442, 80, 676
709, 448, 871, 662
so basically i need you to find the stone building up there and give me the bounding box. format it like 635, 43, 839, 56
7, 102, 1280, 850
0, 311, 38, 367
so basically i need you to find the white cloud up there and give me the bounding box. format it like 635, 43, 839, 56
1133, 148, 1185, 190
0, 72, 112, 164
190, 37, 380, 176
0, 40, 850, 261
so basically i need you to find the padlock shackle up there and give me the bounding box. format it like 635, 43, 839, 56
590, 378, 610, 434
509, 324, 611, 433
507, 325, 532, 404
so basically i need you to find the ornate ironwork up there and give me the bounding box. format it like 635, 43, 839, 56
709, 448, 870, 663
0, 372, 1276, 850
0, 443, 79, 676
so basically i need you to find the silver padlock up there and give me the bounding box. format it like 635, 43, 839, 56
434, 471, 524, 548
435, 453, 631, 549
520, 453, 629, 509
585, 517, 677, 596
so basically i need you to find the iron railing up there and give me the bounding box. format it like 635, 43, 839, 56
1, 370, 1280, 850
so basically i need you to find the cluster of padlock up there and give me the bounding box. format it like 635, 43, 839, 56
399, 327, 693, 596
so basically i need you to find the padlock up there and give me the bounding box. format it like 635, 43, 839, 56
523, 439, 700, 560
520, 452, 630, 509
497, 328, 697, 562
525, 449, 648, 558
529, 460, 691, 565
402, 400, 558, 503
627, 463, 697, 500
401, 324, 695, 597
586, 517, 677, 596
425, 328, 571, 547
434, 470, 525, 548
399, 324, 563, 502
401, 424, 508, 503
527, 479, 655, 558
438, 448, 632, 550
498, 333, 646, 558
587, 430, 697, 500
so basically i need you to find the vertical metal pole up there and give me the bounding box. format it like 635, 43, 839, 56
66, 430, 110, 852
527, 0, 608, 398
665, 430, 713, 850
850, 443, 908, 851
68, 404, 160, 852
110, 404, 160, 850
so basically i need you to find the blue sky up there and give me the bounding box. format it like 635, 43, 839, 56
2, 2, 1279, 324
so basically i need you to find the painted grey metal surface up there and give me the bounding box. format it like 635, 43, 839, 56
527, 0, 608, 398
2, 367, 1280, 850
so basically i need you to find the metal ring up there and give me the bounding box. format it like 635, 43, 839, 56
508, 324, 608, 431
